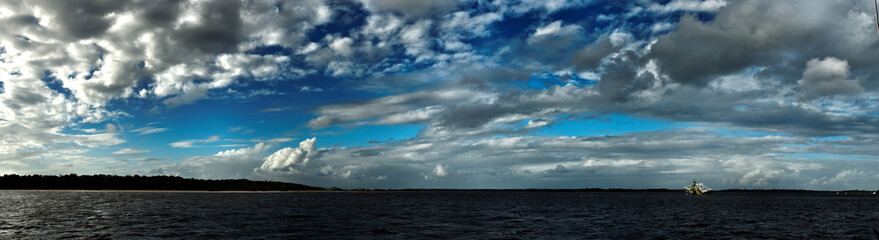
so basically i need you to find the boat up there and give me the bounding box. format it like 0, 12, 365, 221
684, 180, 712, 195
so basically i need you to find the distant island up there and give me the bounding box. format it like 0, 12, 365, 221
0, 174, 324, 191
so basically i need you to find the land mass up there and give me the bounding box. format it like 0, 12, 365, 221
1, 174, 875, 193
0, 174, 324, 191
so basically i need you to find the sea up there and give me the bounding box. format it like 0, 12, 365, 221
1, 190, 878, 239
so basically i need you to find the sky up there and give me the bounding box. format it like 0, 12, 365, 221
1, 0, 879, 190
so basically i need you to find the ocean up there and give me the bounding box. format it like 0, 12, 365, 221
1, 190, 877, 239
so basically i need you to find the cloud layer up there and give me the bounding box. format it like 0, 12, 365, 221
2, 0, 879, 190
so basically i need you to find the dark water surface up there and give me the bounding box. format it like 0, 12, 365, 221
1, 190, 878, 239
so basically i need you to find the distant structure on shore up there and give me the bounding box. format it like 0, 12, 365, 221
0, 174, 323, 191
684, 180, 712, 195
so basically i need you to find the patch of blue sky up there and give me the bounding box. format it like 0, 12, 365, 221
491, 10, 540, 39
244, 44, 295, 56
732, 105, 749, 111
72, 70, 412, 158
310, 124, 422, 148
549, 2, 617, 23
812, 136, 850, 142
780, 143, 809, 151
516, 72, 596, 90
535, 113, 692, 137
307, 2, 368, 41
97, 97, 290, 155
41, 72, 73, 99
549, 1, 628, 34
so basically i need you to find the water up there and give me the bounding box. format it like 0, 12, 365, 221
1, 190, 877, 239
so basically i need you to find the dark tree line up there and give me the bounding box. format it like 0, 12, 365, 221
0, 174, 324, 191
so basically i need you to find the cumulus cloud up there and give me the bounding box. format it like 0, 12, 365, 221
810, 169, 877, 186
257, 137, 322, 174
526, 21, 586, 65
0, 0, 329, 108
0, 0, 335, 172
152, 142, 272, 179
647, 0, 879, 88
798, 57, 864, 100
433, 163, 448, 177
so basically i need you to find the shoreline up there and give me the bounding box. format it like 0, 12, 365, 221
1, 189, 876, 194
0, 189, 330, 193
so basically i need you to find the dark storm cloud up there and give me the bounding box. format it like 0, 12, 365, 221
594, 51, 656, 102
798, 57, 865, 100
621, 86, 879, 137
570, 35, 619, 71
307, 88, 474, 128
171, 0, 243, 53
521, 21, 588, 68
36, 0, 129, 39
138, 0, 184, 27
648, 1, 879, 87
359, 0, 459, 19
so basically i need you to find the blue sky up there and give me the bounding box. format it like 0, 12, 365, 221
2, 0, 879, 190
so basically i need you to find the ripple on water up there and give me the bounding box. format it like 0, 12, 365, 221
1, 191, 878, 239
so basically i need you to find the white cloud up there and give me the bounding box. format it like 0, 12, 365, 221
440, 11, 502, 38
533, 21, 565, 37
131, 126, 169, 135
329, 37, 354, 56
113, 148, 149, 155
152, 142, 273, 179
267, 138, 294, 143
0, 72, 125, 155
650, 22, 675, 33
299, 86, 323, 92
216, 142, 270, 157
525, 119, 550, 128
648, 0, 727, 13
433, 163, 448, 177
170, 141, 195, 148
810, 169, 876, 186
0, 0, 328, 110
169, 135, 221, 148
257, 137, 320, 173
506, 0, 590, 15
